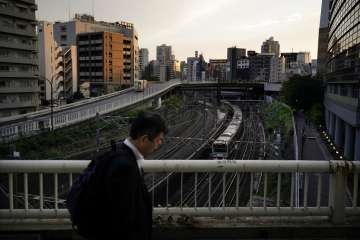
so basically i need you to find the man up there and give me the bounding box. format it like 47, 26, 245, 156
92, 112, 166, 239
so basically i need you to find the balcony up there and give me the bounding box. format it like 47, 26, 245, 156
0, 86, 39, 94
0, 8, 36, 21
0, 100, 37, 109
0, 56, 38, 65
0, 40, 37, 52
0, 160, 359, 238
0, 71, 38, 78
0, 25, 36, 38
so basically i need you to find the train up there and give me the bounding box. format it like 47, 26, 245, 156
210, 103, 242, 160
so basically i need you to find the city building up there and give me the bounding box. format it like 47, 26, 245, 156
38, 21, 64, 104
323, 0, 360, 161
139, 48, 149, 78
209, 59, 227, 82
187, 51, 207, 81
227, 47, 246, 81
53, 14, 139, 82
77, 31, 133, 96
156, 44, 175, 81
281, 52, 312, 76
261, 36, 280, 57
62, 46, 78, 100
317, 0, 330, 76
0, 0, 39, 117
249, 53, 279, 82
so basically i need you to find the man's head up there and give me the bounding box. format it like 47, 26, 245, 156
129, 111, 167, 157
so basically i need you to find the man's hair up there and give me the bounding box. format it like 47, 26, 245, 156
130, 111, 168, 140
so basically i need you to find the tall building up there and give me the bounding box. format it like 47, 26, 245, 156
317, 0, 330, 76
249, 53, 278, 82
139, 48, 149, 78
187, 51, 207, 81
209, 59, 227, 82
324, 0, 360, 161
38, 21, 64, 104
156, 44, 175, 81
53, 14, 139, 82
281, 52, 312, 76
0, 0, 39, 117
62, 46, 78, 100
227, 47, 246, 81
261, 37, 280, 57
77, 31, 132, 96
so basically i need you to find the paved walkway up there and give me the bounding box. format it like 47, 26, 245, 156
294, 112, 333, 206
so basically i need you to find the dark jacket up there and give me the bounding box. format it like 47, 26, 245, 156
93, 143, 153, 239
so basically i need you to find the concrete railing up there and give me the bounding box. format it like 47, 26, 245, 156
0, 160, 359, 226
0, 80, 181, 141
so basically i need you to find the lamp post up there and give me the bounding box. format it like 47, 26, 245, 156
36, 75, 55, 131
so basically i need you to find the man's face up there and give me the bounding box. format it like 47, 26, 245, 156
139, 132, 164, 157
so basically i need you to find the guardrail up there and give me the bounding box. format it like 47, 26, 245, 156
0, 160, 359, 226
0, 80, 181, 142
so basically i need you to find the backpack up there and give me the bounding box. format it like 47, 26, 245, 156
66, 149, 114, 238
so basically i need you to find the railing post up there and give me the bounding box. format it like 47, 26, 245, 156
330, 162, 347, 224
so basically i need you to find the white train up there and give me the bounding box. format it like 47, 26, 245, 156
211, 103, 242, 160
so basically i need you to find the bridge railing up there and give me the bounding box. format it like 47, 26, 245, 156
0, 160, 359, 225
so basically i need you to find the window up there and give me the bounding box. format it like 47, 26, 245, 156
61, 35, 67, 41
0, 81, 6, 87
0, 66, 9, 71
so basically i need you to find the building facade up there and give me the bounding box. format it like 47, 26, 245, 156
139, 48, 149, 78
0, 0, 39, 117
209, 59, 227, 82
156, 44, 175, 81
227, 47, 246, 81
38, 21, 64, 104
53, 14, 139, 83
324, 0, 360, 160
317, 0, 330, 76
249, 53, 278, 82
77, 31, 132, 96
261, 36, 280, 57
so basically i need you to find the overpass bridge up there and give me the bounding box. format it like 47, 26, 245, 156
0, 160, 359, 239
0, 80, 280, 142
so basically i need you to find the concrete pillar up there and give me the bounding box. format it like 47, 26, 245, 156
354, 128, 360, 161
325, 110, 330, 131
329, 112, 336, 139
344, 124, 355, 160
335, 117, 344, 147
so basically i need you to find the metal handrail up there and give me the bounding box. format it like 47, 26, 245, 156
0, 160, 359, 225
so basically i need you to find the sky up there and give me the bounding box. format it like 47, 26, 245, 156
36, 0, 323, 61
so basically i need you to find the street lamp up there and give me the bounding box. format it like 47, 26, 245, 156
36, 75, 55, 131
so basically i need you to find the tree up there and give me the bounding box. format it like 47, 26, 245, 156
281, 75, 324, 111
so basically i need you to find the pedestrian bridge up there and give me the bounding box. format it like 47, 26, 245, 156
0, 160, 359, 239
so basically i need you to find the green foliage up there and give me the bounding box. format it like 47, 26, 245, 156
281, 75, 323, 111
263, 101, 293, 136
163, 95, 182, 110
306, 103, 324, 125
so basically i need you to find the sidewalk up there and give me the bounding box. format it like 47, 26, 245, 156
295, 112, 333, 161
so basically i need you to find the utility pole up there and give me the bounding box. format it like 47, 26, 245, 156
96, 112, 100, 152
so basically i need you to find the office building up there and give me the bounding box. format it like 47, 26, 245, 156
53, 14, 139, 82
261, 37, 280, 57
139, 48, 149, 78
77, 31, 132, 96
0, 0, 39, 117
227, 47, 246, 81
317, 0, 330, 76
324, 0, 360, 160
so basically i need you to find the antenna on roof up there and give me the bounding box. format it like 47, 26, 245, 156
92, 0, 95, 17
67, 0, 71, 21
